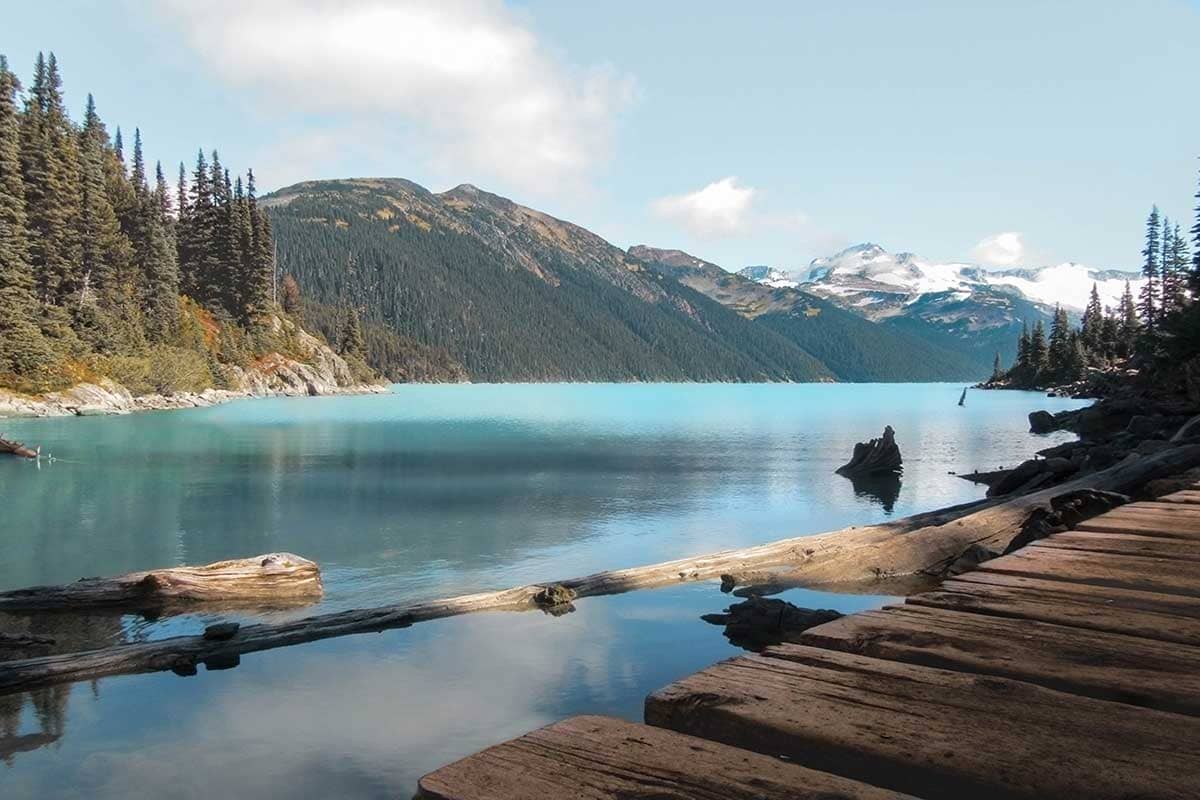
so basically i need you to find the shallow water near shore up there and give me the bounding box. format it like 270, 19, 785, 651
0, 383, 1086, 798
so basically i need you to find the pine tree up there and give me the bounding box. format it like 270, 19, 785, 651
1166, 222, 1189, 311
1081, 283, 1103, 356
339, 306, 365, 358
991, 351, 1002, 381
20, 52, 82, 306
1118, 280, 1139, 356
1139, 205, 1160, 331
154, 161, 172, 225
179, 149, 219, 304
1047, 304, 1070, 377
76, 93, 140, 352
0, 55, 54, 378
1029, 320, 1048, 375
131, 139, 179, 340
1016, 321, 1030, 371
234, 169, 272, 324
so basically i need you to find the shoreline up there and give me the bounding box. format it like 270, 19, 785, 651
0, 379, 390, 420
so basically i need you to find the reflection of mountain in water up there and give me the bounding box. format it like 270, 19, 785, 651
849, 473, 902, 513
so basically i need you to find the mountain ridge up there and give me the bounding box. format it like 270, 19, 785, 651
265, 179, 988, 383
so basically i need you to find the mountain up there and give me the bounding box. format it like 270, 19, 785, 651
265, 179, 834, 383
740, 243, 1145, 371
628, 246, 986, 382
264, 180, 988, 383
737, 265, 798, 288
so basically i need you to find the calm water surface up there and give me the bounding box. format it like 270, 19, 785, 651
0, 384, 1086, 798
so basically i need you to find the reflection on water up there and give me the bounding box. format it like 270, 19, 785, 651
847, 472, 903, 512
0, 384, 1088, 798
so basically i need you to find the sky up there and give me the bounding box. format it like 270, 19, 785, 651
4, 0, 1200, 272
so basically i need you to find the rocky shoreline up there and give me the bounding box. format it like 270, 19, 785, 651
0, 321, 389, 419
971, 367, 1200, 499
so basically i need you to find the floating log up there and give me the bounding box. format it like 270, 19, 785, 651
1, 444, 1198, 696
0, 553, 322, 612
836, 425, 902, 476
0, 434, 38, 459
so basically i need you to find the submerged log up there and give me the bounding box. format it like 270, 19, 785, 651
836, 425, 902, 476
0, 553, 322, 612
0, 435, 38, 459
1, 445, 1197, 696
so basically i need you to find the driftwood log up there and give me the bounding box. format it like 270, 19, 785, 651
0, 553, 322, 612
1, 444, 1198, 696
0, 435, 38, 459
836, 426, 902, 476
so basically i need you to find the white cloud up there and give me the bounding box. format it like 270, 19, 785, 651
157, 0, 635, 195
651, 177, 756, 237
971, 231, 1025, 266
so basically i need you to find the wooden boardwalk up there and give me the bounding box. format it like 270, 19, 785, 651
417, 492, 1200, 800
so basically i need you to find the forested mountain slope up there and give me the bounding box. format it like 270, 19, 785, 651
266, 179, 986, 383
266, 179, 834, 382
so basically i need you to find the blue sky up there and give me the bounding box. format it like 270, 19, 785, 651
4, 1, 1199, 271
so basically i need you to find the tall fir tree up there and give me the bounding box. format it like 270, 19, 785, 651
0, 55, 54, 378
1118, 280, 1140, 355
339, 306, 365, 359
1139, 205, 1160, 331
20, 52, 82, 306
240, 169, 272, 324
1081, 283, 1103, 355
1047, 304, 1070, 377
1029, 320, 1048, 373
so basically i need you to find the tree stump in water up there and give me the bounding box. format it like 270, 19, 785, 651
0, 553, 323, 612
836, 425, 903, 477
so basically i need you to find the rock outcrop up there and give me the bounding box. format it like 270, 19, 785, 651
836, 425, 903, 476
0, 316, 386, 418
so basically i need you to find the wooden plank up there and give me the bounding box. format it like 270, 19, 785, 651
1030, 531, 1200, 562
1077, 514, 1200, 541
1155, 490, 1200, 505
1125, 501, 1200, 514
646, 646, 1200, 800
975, 548, 1200, 596
906, 573, 1200, 646
797, 604, 1200, 715
415, 715, 917, 800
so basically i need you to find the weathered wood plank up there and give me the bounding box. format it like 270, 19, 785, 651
906, 573, 1200, 645
1030, 531, 1200, 561
1155, 490, 1200, 505
0, 553, 323, 611
975, 548, 1200, 596
645, 646, 1200, 800
1077, 514, 1200, 540
798, 604, 1200, 714
416, 715, 917, 800
1126, 500, 1200, 514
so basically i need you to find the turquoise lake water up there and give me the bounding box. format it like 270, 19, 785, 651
0, 383, 1087, 798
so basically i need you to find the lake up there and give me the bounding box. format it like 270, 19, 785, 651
0, 383, 1086, 798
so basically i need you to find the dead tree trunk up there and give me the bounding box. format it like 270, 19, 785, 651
0, 553, 323, 612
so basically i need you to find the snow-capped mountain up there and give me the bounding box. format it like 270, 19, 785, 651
738, 243, 1145, 371
737, 265, 798, 288
796, 243, 1143, 316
